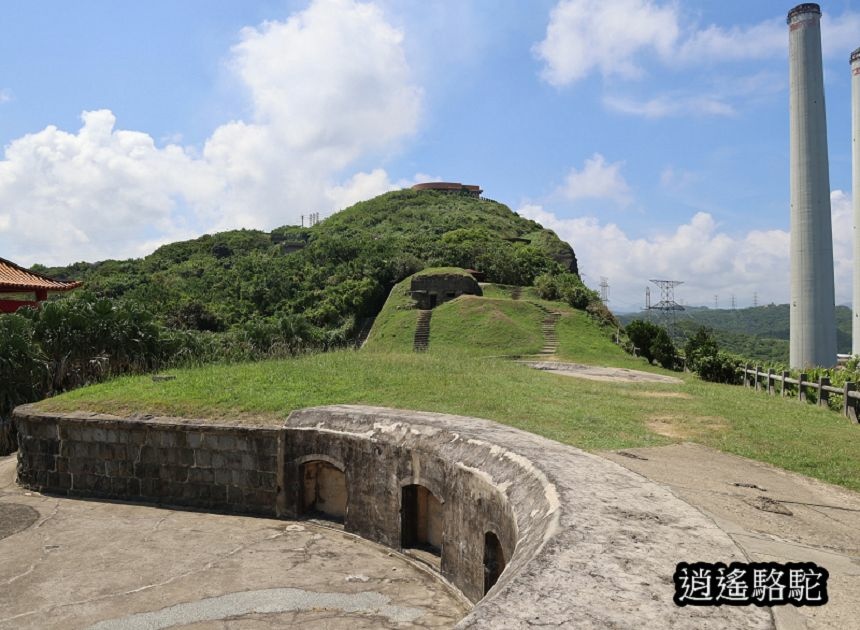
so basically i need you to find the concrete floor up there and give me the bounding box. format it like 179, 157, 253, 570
0, 455, 469, 630
602, 443, 860, 630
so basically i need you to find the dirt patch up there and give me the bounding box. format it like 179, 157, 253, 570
0, 503, 39, 540
520, 361, 683, 384
634, 391, 692, 399
646, 414, 728, 439
647, 420, 689, 439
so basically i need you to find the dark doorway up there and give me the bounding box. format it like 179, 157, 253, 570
483, 532, 506, 594
429, 294, 438, 309
300, 461, 347, 523
400, 484, 442, 554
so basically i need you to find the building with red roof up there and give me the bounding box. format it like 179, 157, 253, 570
0, 257, 82, 313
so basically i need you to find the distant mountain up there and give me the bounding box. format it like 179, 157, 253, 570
617, 304, 852, 363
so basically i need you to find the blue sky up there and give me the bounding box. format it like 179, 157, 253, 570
1, 0, 859, 311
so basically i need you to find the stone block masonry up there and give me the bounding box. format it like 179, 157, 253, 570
14, 404, 774, 628
15, 412, 280, 516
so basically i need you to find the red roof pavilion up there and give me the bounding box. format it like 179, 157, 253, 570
0, 257, 82, 313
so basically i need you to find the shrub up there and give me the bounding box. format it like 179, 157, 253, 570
684, 326, 719, 371
696, 352, 744, 384
534, 272, 599, 309
625, 319, 678, 370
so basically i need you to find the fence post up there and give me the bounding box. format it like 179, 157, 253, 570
766, 368, 775, 395
781, 371, 790, 398
743, 363, 751, 387
754, 366, 761, 391
818, 377, 830, 407
843, 382, 858, 422
799, 373, 808, 402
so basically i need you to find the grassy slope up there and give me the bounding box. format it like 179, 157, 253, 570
37, 281, 860, 492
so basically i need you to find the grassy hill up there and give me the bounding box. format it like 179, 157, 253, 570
34, 190, 577, 337
38, 268, 860, 492
618, 304, 853, 363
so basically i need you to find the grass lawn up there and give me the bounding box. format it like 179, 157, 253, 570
35, 276, 860, 493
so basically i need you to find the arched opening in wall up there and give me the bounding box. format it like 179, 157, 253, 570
300, 460, 347, 523
483, 532, 506, 595
400, 484, 443, 556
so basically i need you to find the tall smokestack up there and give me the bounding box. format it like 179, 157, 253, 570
852, 46, 860, 356
788, 3, 837, 368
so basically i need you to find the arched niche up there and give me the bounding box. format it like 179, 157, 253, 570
483, 531, 506, 594
400, 483, 443, 555
299, 459, 347, 523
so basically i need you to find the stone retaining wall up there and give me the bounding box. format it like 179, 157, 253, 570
14, 404, 774, 629
15, 412, 279, 515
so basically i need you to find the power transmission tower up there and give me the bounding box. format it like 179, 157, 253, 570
731, 295, 736, 310
714, 294, 718, 309
599, 277, 610, 303
646, 279, 684, 336
753, 292, 758, 307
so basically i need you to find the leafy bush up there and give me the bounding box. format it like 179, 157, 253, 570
696, 351, 744, 384
534, 272, 599, 309
684, 326, 719, 371
625, 319, 678, 370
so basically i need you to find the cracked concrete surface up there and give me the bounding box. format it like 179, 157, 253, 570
0, 455, 469, 629
520, 361, 684, 384
601, 442, 860, 630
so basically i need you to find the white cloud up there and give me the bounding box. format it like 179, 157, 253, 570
659, 166, 698, 191
0, 89, 11, 104
520, 190, 853, 311
0, 0, 423, 265
674, 17, 784, 64
560, 153, 632, 205
325, 168, 399, 210
536, 1, 860, 116
603, 94, 735, 118
534, 0, 679, 86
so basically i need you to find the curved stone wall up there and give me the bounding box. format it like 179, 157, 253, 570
14, 404, 773, 628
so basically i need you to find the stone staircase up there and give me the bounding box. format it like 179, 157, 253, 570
413, 310, 432, 352
510, 286, 522, 300
531, 302, 561, 356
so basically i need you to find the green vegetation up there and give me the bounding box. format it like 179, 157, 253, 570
36, 190, 577, 336
2, 191, 582, 452
625, 320, 678, 370
10, 191, 860, 494
618, 304, 853, 363
36, 275, 860, 493
38, 349, 860, 493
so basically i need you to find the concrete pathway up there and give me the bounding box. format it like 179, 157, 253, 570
601, 443, 860, 630
0, 455, 469, 629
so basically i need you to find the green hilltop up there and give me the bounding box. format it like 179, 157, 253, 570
35, 189, 577, 337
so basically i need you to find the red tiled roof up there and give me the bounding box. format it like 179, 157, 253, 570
0, 257, 82, 292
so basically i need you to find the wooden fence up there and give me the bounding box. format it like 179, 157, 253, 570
741, 365, 860, 423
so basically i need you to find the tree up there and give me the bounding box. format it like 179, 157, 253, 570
684, 326, 719, 371
625, 320, 677, 369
